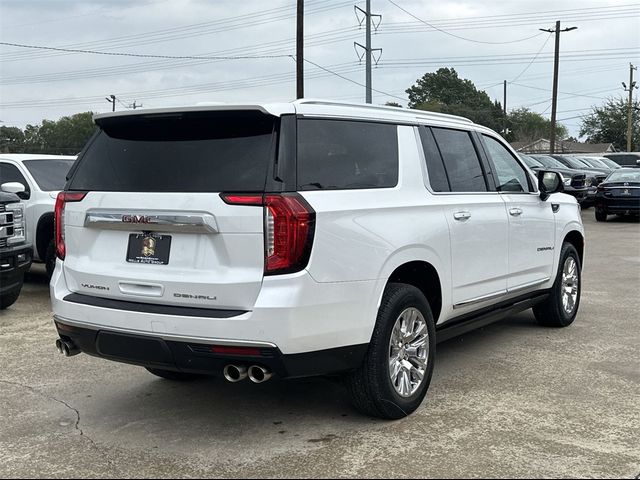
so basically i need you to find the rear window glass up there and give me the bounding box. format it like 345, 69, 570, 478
69, 111, 276, 192
431, 128, 487, 192
23, 159, 75, 191
297, 119, 398, 190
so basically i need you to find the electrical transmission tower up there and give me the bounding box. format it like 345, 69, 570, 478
354, 0, 382, 104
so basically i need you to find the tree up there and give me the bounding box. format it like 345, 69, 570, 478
0, 126, 25, 153
506, 108, 568, 143
384, 102, 403, 108
580, 97, 640, 151
0, 112, 96, 154
406, 68, 505, 131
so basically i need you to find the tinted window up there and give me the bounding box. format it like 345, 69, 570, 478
419, 127, 450, 192
297, 119, 398, 190
69, 111, 276, 192
23, 159, 75, 191
0, 163, 29, 194
520, 155, 542, 168
431, 128, 487, 192
482, 136, 531, 192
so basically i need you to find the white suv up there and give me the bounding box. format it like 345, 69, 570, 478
0, 154, 77, 277
51, 100, 584, 419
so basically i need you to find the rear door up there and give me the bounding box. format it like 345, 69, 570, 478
63, 110, 278, 311
424, 127, 509, 307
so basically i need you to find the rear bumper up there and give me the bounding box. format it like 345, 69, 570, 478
595, 196, 640, 213
54, 318, 367, 378
51, 259, 379, 363
0, 244, 32, 294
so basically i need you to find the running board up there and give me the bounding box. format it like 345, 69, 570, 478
436, 290, 550, 343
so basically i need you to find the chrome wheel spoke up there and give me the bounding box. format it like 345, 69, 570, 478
560, 257, 579, 315
388, 307, 430, 398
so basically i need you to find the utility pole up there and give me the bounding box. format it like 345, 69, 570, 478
129, 100, 143, 110
503, 80, 507, 136
354, 2, 382, 103
105, 94, 116, 112
623, 63, 638, 152
296, 0, 304, 99
540, 22, 577, 154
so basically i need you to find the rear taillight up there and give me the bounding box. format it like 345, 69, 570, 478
55, 191, 87, 260
221, 193, 315, 275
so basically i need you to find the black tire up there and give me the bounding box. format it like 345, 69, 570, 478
595, 209, 607, 222
533, 243, 581, 328
145, 367, 206, 381
346, 283, 436, 420
0, 286, 22, 310
45, 240, 56, 280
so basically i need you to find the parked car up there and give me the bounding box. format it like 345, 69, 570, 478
530, 154, 602, 206
593, 157, 622, 170
594, 168, 640, 221
552, 155, 610, 175
50, 101, 584, 419
0, 155, 76, 278
577, 157, 616, 172
0, 184, 32, 309
603, 152, 640, 168
519, 154, 588, 204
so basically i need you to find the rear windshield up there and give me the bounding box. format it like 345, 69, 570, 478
607, 170, 640, 182
605, 154, 640, 166
24, 159, 75, 191
69, 111, 276, 192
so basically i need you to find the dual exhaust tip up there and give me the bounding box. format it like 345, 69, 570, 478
55, 338, 80, 357
223, 364, 272, 384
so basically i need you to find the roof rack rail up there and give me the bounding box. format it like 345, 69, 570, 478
294, 98, 474, 124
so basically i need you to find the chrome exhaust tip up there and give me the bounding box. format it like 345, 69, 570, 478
223, 365, 248, 383
55, 338, 80, 357
248, 365, 273, 384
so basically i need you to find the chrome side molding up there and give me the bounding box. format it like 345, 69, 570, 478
84, 209, 218, 234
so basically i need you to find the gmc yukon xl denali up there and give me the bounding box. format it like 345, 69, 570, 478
51, 100, 584, 419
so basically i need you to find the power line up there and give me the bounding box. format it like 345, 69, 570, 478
0, 0, 352, 62
509, 33, 553, 83
386, 0, 546, 44
303, 58, 407, 101
0, 41, 294, 60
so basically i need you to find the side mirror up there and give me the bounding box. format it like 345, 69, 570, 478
538, 170, 564, 201
1, 182, 26, 195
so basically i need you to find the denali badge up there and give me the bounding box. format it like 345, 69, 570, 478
122, 214, 155, 224
174, 293, 218, 301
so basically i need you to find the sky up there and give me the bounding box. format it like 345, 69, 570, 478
0, 0, 639, 138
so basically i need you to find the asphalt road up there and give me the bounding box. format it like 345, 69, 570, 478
1, 211, 639, 479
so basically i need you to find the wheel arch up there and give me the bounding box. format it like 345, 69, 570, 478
563, 230, 585, 267
386, 261, 443, 323
35, 212, 55, 261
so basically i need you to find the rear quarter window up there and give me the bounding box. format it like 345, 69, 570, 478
297, 119, 399, 190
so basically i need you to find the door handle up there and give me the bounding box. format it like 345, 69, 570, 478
509, 207, 523, 217
453, 211, 471, 221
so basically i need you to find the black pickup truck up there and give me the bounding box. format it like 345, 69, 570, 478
0, 191, 32, 309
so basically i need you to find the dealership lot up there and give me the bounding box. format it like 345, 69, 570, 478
0, 211, 638, 478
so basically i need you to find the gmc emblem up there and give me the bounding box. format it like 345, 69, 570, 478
122, 214, 155, 224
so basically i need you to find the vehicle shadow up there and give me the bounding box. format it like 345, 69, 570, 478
70, 311, 543, 453
24, 263, 49, 284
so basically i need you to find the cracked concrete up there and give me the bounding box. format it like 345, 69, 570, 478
0, 211, 638, 478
